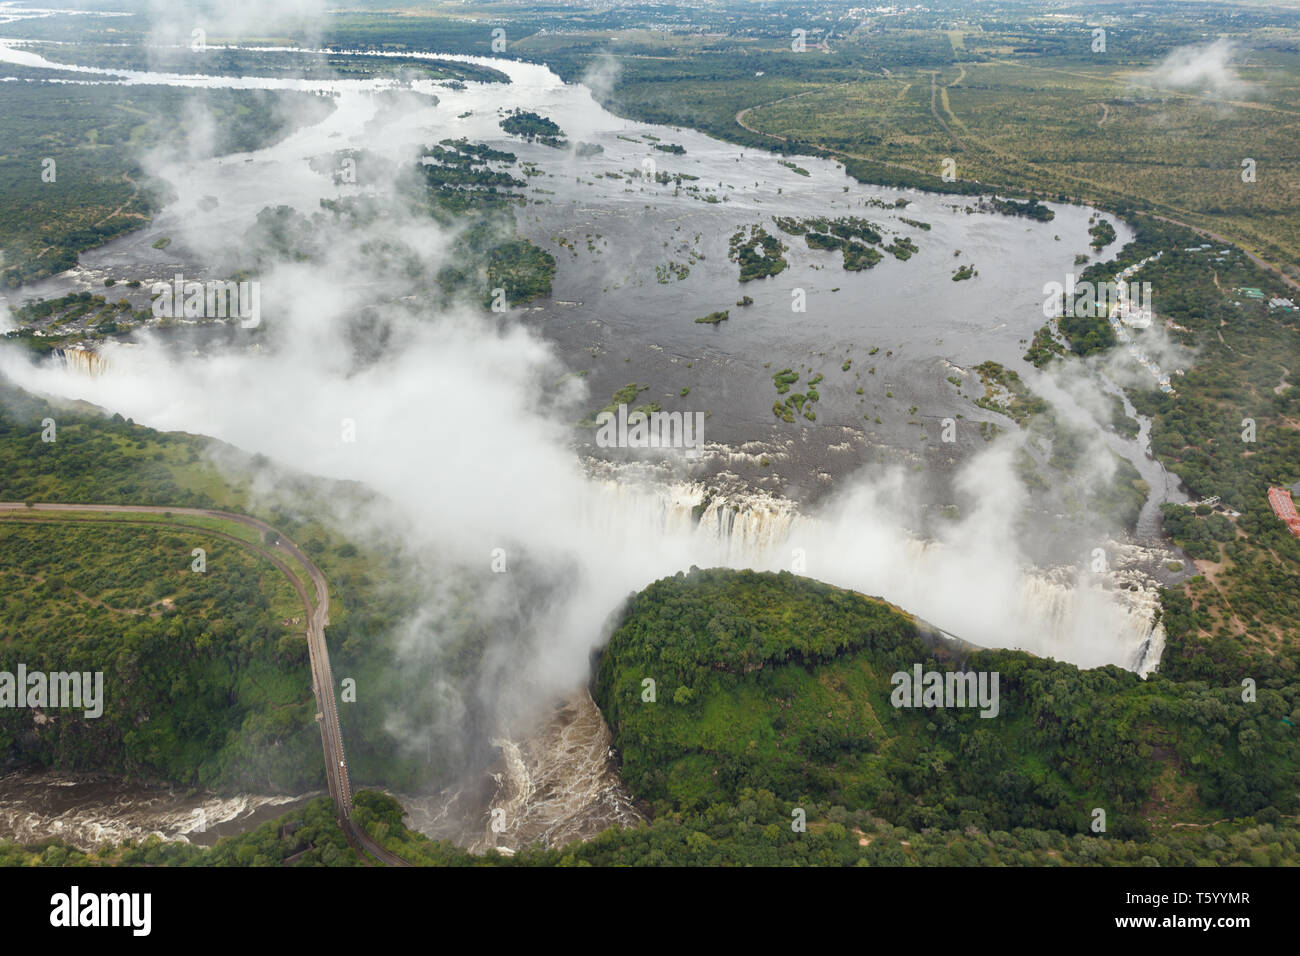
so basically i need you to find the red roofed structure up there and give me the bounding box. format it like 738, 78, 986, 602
1267, 486, 1300, 537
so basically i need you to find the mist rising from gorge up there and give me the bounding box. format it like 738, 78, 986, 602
0, 3, 1173, 793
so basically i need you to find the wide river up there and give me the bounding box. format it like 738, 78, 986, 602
0, 34, 1190, 853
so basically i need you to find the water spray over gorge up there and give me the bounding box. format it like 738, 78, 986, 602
0, 30, 1186, 853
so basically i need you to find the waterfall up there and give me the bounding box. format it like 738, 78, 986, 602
56, 346, 109, 377
576, 463, 1167, 676
1004, 566, 1166, 676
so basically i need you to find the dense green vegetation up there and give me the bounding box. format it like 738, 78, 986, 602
989, 197, 1055, 222
434, 138, 517, 166
773, 214, 889, 270
771, 368, 799, 393
1089, 219, 1117, 250
728, 225, 787, 282
0, 521, 320, 789
884, 237, 918, 261
0, 376, 427, 794
1106, 393, 1141, 440
499, 109, 567, 148
0, 380, 212, 508
772, 371, 822, 423
1160, 504, 1239, 562
578, 383, 661, 429
15, 784, 1300, 867
417, 139, 527, 210
773, 215, 880, 245
1023, 323, 1067, 368
487, 238, 557, 305
842, 242, 884, 271
594, 568, 1298, 834
1057, 312, 1117, 355
0, 377, 333, 789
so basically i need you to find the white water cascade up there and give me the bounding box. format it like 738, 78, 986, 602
57, 346, 109, 377
576, 466, 1166, 677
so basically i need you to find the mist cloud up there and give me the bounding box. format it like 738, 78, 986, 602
580, 54, 621, 105
147, 0, 326, 49
1141, 39, 1253, 99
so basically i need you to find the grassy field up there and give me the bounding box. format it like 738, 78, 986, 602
0, 509, 313, 602
740, 55, 1300, 277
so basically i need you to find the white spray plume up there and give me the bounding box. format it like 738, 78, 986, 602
1142, 39, 1253, 99
147, 0, 327, 50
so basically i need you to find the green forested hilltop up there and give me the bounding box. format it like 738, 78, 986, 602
0, 381, 327, 788
0, 375, 404, 789
0, 521, 322, 789
595, 569, 1298, 835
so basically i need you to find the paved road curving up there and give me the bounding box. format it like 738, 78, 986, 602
0, 502, 410, 866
